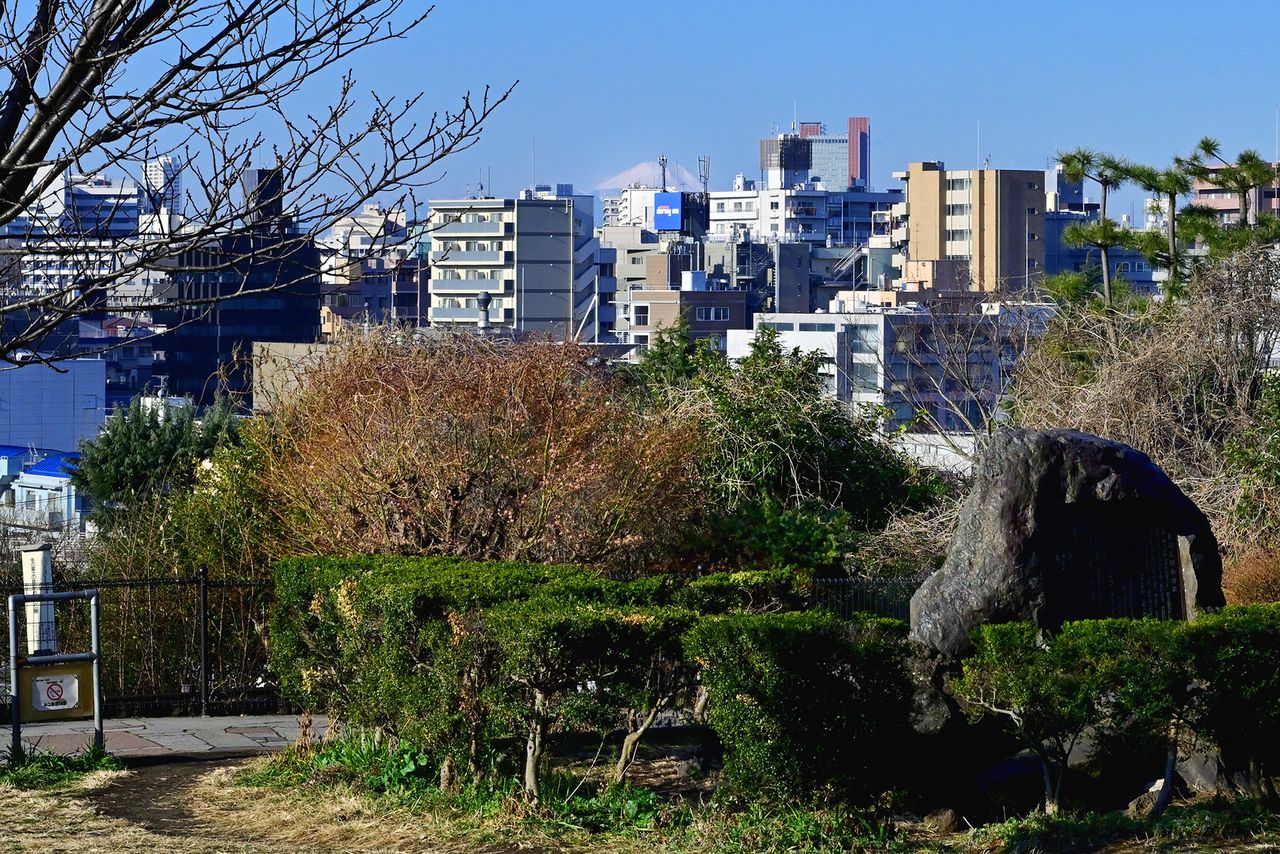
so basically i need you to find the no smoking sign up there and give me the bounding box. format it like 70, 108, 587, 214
33, 674, 78, 712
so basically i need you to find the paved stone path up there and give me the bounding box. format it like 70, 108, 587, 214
16, 713, 325, 758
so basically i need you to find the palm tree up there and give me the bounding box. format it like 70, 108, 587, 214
1057, 149, 1130, 307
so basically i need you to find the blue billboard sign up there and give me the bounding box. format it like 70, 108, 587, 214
653, 192, 682, 231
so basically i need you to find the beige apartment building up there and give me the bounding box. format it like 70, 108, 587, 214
892, 162, 1045, 293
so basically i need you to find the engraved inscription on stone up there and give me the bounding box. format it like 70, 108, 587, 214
1046, 503, 1185, 620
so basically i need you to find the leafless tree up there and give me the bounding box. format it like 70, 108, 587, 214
0, 0, 513, 364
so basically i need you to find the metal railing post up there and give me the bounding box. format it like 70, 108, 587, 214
198, 567, 209, 717
8, 593, 19, 759
89, 592, 102, 752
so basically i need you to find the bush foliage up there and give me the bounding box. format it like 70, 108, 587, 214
270, 556, 907, 803
953, 606, 1280, 813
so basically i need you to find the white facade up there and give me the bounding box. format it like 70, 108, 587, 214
601, 187, 661, 229
708, 186, 829, 244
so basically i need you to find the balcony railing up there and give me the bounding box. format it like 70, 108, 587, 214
432, 220, 511, 237
429, 278, 512, 294
429, 250, 512, 265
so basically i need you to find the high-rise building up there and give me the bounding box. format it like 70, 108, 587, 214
761, 117, 872, 191
426, 184, 611, 340
142, 156, 182, 216
155, 169, 320, 404
891, 161, 1045, 293
848, 117, 871, 190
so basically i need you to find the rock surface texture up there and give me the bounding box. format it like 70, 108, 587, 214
910, 428, 1224, 660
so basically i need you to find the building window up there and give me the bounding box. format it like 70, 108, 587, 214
945, 229, 971, 242
850, 362, 878, 392
630, 256, 644, 265
850, 324, 878, 353
770, 201, 780, 211
1027, 232, 1038, 241
1027, 207, 1038, 215
945, 204, 971, 216
733, 201, 743, 212
946, 177, 970, 191
716, 202, 725, 212
798, 322, 835, 332
633, 304, 650, 326
696, 306, 730, 322
633, 334, 649, 355
1027, 259, 1038, 270
764, 321, 793, 331
1026, 182, 1038, 190
1115, 262, 1131, 273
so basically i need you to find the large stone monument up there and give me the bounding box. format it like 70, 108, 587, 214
911, 428, 1224, 661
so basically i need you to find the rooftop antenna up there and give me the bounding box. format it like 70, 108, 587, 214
531, 136, 536, 191
698, 155, 711, 195
658, 154, 668, 192
792, 99, 797, 133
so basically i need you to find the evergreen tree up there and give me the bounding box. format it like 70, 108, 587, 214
73, 396, 239, 513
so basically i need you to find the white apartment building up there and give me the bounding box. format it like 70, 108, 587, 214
426, 185, 613, 340
727, 294, 1053, 433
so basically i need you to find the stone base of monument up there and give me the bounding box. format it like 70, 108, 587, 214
910, 428, 1225, 662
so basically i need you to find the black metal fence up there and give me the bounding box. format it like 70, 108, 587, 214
810, 575, 927, 621
1, 569, 284, 718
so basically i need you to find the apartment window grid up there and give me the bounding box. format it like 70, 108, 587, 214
695, 306, 730, 322
633, 304, 650, 326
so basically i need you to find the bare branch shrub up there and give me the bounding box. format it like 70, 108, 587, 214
254, 329, 703, 571
1011, 247, 1280, 553
1223, 549, 1280, 605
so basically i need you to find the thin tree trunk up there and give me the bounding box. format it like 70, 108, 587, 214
1042, 758, 1060, 816
692, 685, 709, 724
613, 702, 663, 785
523, 691, 547, 802
1099, 186, 1113, 307
1166, 191, 1178, 287
1148, 721, 1178, 821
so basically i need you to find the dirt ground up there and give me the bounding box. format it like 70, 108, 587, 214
0, 760, 559, 853
4, 758, 1279, 854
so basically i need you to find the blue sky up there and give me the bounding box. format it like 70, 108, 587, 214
303, 0, 1280, 215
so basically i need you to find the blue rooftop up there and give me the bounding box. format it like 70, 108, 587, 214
25, 453, 79, 478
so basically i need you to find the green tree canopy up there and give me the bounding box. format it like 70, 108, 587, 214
73, 396, 239, 512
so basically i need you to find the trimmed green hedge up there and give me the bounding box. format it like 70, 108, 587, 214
953, 606, 1280, 813
270, 556, 905, 802
685, 610, 911, 800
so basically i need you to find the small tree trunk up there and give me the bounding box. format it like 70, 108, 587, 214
523, 691, 547, 802
613, 702, 663, 785
1042, 758, 1060, 816
692, 685, 710, 724
1165, 190, 1178, 286
1099, 186, 1113, 308
1148, 721, 1179, 821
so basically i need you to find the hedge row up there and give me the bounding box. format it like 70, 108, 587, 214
269, 556, 910, 802
953, 607, 1280, 814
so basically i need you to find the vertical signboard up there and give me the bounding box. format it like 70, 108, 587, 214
653, 192, 683, 231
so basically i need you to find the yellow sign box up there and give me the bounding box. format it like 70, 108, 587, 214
18, 662, 95, 723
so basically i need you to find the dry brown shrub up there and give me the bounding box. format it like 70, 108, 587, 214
1223, 549, 1280, 605
1011, 248, 1280, 554
254, 328, 702, 571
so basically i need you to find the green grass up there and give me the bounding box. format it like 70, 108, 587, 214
238, 732, 908, 851
0, 743, 123, 789
971, 799, 1280, 853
